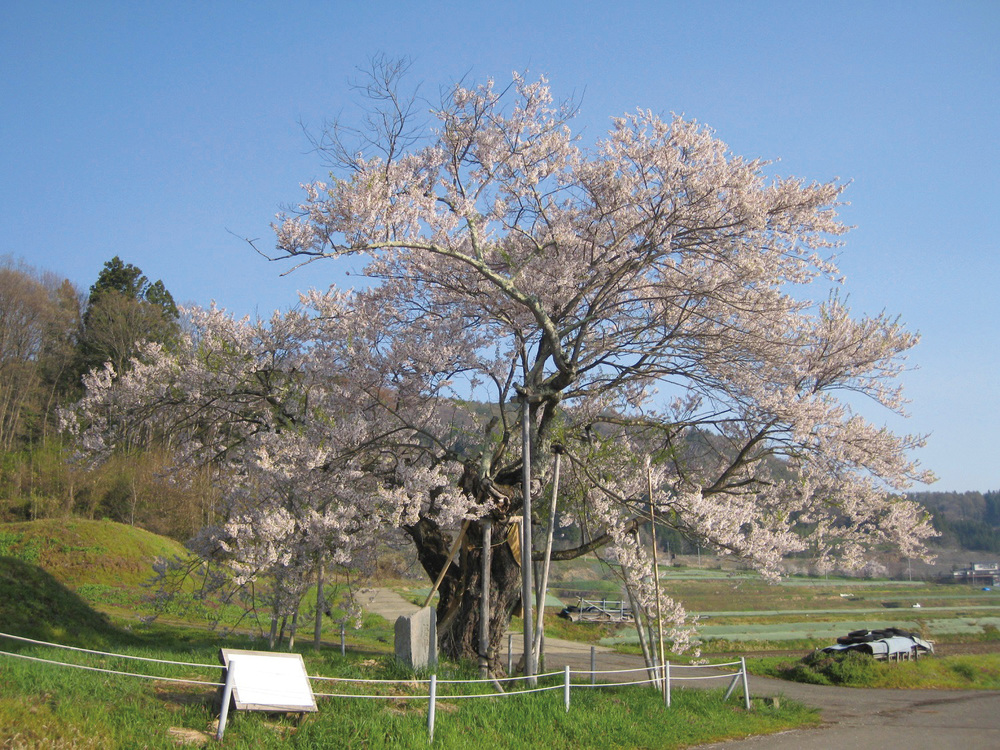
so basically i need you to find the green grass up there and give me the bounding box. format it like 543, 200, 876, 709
749, 651, 1000, 690
0, 633, 819, 749
0, 518, 189, 588
0, 519, 819, 747
0, 556, 125, 648
8, 517, 1000, 745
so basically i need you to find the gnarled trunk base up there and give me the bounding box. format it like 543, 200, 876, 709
406, 517, 523, 675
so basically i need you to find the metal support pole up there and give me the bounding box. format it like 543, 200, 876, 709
665, 661, 671, 708
741, 657, 751, 710
520, 395, 535, 684
533, 449, 562, 665
216, 658, 237, 741
647, 458, 667, 704
428, 674, 437, 743
590, 646, 596, 685
340, 623, 346, 656
564, 664, 571, 712
724, 672, 741, 701
424, 520, 470, 608
479, 517, 492, 678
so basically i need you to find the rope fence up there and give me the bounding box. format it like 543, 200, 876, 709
0, 631, 752, 742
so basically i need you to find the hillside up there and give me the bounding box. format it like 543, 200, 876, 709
908, 490, 1000, 554
0, 557, 122, 647
0, 518, 189, 588
0, 519, 190, 647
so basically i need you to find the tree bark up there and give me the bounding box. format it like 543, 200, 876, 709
407, 516, 523, 674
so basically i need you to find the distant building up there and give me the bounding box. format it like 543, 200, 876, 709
948, 562, 1000, 586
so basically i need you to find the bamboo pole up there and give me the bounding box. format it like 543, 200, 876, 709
423, 519, 470, 609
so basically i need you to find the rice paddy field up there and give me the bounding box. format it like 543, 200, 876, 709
541, 562, 1000, 656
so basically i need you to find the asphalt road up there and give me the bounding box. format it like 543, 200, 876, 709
364, 589, 1000, 749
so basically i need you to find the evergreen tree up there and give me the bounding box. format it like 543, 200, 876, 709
76, 257, 179, 377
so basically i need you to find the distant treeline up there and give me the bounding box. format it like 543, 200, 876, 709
908, 490, 1000, 553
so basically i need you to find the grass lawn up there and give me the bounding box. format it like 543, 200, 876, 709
0, 628, 820, 749
0, 520, 820, 749
8, 518, 1000, 746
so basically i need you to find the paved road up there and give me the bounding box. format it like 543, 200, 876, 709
363, 589, 1000, 749
697, 678, 1000, 750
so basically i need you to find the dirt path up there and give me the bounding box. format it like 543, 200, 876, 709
362, 588, 1000, 748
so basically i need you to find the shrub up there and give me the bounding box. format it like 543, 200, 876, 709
824, 650, 880, 685
783, 662, 831, 685
778, 650, 880, 686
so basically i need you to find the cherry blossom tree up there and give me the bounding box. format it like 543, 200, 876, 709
65, 63, 935, 672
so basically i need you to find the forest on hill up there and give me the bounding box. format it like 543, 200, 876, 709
907, 490, 1000, 554
0, 254, 209, 541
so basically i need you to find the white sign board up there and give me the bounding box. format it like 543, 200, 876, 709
218, 648, 318, 713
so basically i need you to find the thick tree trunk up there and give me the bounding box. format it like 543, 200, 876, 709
407, 517, 523, 675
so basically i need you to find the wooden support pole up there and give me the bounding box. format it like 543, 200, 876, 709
423, 520, 471, 609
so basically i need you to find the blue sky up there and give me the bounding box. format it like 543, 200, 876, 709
3, 1, 997, 492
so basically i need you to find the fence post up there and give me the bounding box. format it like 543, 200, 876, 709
428, 673, 437, 743
590, 646, 596, 685
741, 657, 751, 710
665, 661, 671, 707
340, 623, 346, 656
507, 633, 513, 675
564, 665, 571, 712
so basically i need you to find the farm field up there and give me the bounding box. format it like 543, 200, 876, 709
541, 560, 1000, 656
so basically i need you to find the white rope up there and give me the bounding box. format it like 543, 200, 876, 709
315, 691, 430, 700
670, 660, 742, 669
0, 631, 222, 670
1, 630, 746, 698
575, 676, 659, 688
438, 683, 564, 699
308, 670, 563, 686
0, 649, 223, 687
309, 674, 433, 685
575, 664, 653, 675
440, 670, 564, 684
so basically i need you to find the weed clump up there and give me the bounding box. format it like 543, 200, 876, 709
778, 650, 881, 686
